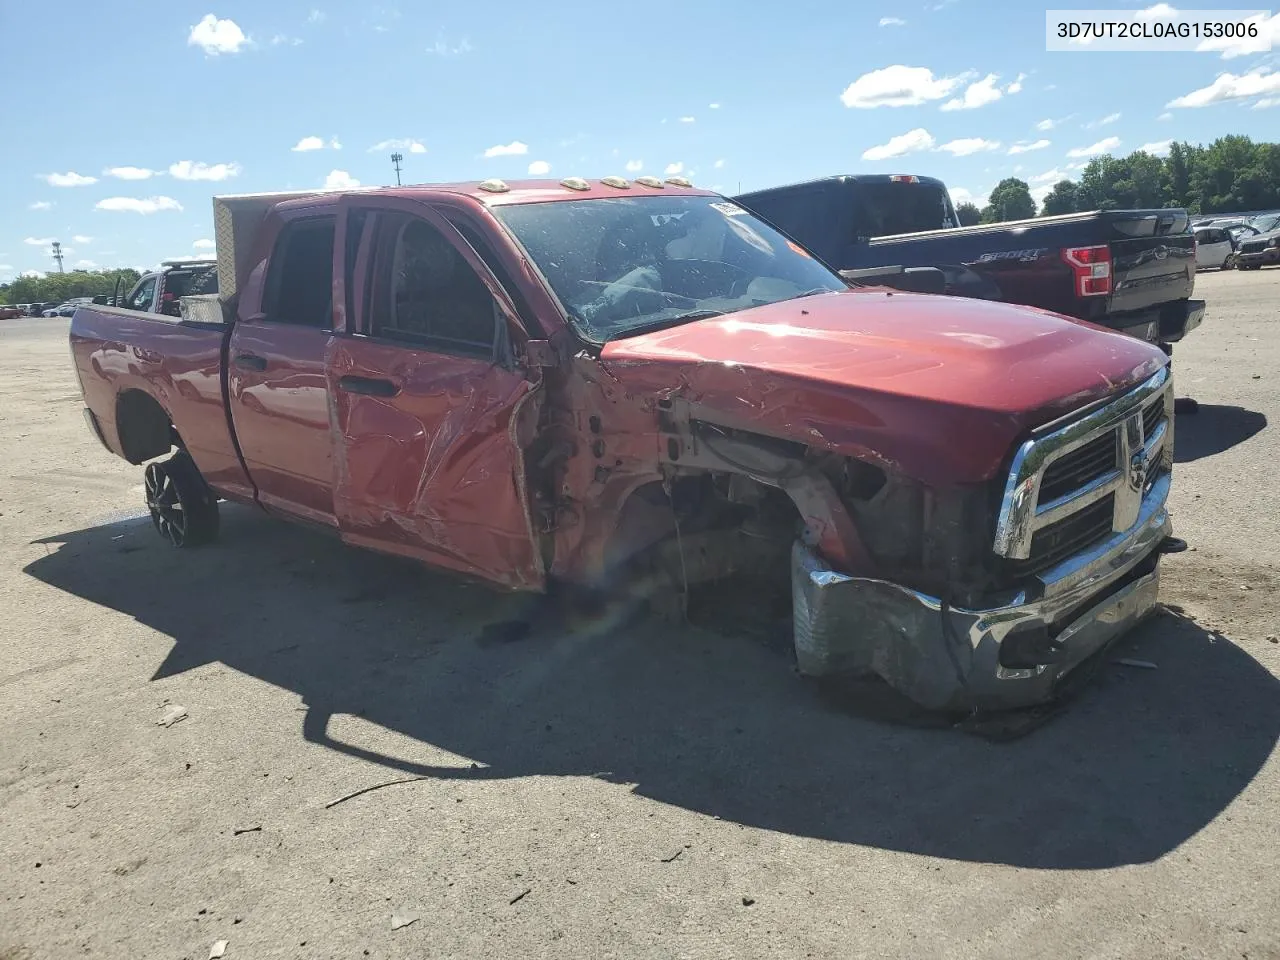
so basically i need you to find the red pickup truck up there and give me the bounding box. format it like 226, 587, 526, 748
70, 178, 1179, 713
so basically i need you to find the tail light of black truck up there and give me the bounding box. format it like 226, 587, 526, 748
1062, 244, 1113, 297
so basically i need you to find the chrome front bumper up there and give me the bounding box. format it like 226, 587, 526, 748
792, 471, 1172, 712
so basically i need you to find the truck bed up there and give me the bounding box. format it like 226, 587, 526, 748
69, 305, 254, 502
861, 209, 1195, 321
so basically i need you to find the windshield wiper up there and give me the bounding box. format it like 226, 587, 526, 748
603, 309, 725, 342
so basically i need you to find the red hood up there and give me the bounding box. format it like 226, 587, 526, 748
599, 288, 1168, 486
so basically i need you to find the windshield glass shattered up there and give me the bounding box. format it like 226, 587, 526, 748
493, 195, 848, 342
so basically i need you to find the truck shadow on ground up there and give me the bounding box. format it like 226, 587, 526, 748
1175, 405, 1267, 463
24, 506, 1280, 871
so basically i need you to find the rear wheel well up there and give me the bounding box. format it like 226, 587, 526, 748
115, 390, 176, 464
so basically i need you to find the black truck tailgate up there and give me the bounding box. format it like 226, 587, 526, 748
1106, 209, 1196, 315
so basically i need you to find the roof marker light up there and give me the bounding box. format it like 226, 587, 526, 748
477, 178, 509, 193
665, 176, 693, 188
560, 177, 590, 191
890, 175, 920, 183
601, 175, 630, 189
635, 176, 664, 188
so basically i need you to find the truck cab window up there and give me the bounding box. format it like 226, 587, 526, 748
264, 217, 336, 328
369, 218, 498, 356
128, 277, 157, 311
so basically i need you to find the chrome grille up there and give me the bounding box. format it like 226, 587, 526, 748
993, 367, 1173, 572
1038, 432, 1118, 504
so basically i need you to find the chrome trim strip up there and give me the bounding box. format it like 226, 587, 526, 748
1034, 468, 1122, 526
993, 366, 1170, 560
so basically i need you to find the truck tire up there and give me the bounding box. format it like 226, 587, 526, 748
144, 452, 220, 548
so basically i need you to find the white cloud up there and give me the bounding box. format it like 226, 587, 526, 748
73, 235, 93, 244
270, 34, 303, 46
1035, 118, 1055, 131
949, 187, 988, 209
1167, 68, 1280, 108
1030, 168, 1065, 184
29, 201, 52, 211
21, 270, 45, 279
665, 162, 684, 175
1158, 111, 1174, 120
194, 239, 216, 249
105, 166, 158, 180
1031, 181, 1057, 204
679, 116, 695, 123
1254, 97, 1280, 109
43, 171, 97, 187
330, 137, 342, 150
1137, 3, 1178, 18
862, 127, 936, 161
74, 260, 99, 270
322, 170, 360, 190
369, 138, 426, 154
527, 160, 551, 175
169, 160, 241, 181
24, 237, 54, 246
188, 14, 248, 56
1085, 112, 1121, 128
938, 137, 1001, 156
96, 196, 183, 214
427, 34, 473, 56
1005, 72, 1026, 95
483, 141, 528, 158
708, 102, 721, 109
879, 16, 906, 26
292, 136, 325, 152
308, 8, 326, 23
1066, 136, 1121, 158
1137, 139, 1173, 156
1008, 139, 1051, 154
941, 73, 1005, 111
839, 65, 970, 108
714, 159, 726, 169
624, 160, 643, 172
1196, 12, 1277, 59
0, 265, 11, 273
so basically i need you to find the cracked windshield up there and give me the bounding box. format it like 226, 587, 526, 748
495, 196, 847, 342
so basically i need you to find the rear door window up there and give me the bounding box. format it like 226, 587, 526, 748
263, 217, 337, 328
849, 180, 956, 238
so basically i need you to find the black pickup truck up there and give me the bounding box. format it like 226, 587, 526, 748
734, 174, 1205, 350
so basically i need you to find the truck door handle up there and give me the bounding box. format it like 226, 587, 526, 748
234, 353, 267, 371
338, 375, 399, 397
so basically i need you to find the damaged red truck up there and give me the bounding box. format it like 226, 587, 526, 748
69, 177, 1180, 713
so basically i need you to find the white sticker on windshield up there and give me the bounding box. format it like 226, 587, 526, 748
709, 202, 747, 216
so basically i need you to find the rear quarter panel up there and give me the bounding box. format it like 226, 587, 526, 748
70, 306, 253, 500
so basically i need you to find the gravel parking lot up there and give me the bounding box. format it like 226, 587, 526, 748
2, 268, 1279, 960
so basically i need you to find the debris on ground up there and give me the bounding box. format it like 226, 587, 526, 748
209, 940, 228, 959
390, 911, 420, 931
157, 705, 188, 727
658, 848, 684, 863
1116, 658, 1159, 670
509, 887, 532, 905
325, 776, 429, 809
232, 826, 261, 836
741, 896, 756, 907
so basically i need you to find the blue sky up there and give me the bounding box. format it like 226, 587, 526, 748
3, 0, 1278, 282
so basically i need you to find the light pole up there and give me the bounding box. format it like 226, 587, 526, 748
51, 241, 64, 273
390, 152, 403, 186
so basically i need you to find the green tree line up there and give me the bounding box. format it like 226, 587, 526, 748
1, 268, 141, 306
953, 135, 1280, 224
